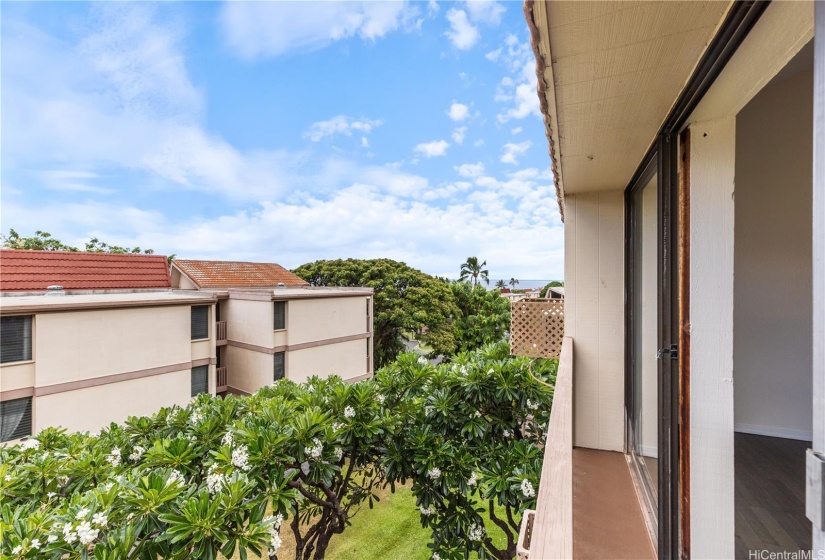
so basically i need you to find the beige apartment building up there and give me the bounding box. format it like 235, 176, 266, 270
0, 250, 218, 441
171, 259, 374, 395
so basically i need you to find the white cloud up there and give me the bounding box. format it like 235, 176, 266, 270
361, 137, 369, 148
500, 141, 531, 165
492, 34, 542, 123
473, 139, 485, 147
444, 9, 479, 50
464, 1, 505, 25
447, 102, 470, 121
451, 126, 467, 145
303, 116, 383, 142
413, 140, 450, 158
428, 0, 440, 16
511, 126, 523, 135
485, 48, 502, 61
455, 162, 485, 178
221, 2, 420, 59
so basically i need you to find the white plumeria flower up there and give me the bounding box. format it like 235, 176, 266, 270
107, 448, 121, 466
47, 492, 56, 499
21, 439, 39, 450
269, 530, 283, 554
432, 554, 442, 560
419, 505, 435, 516
191, 410, 203, 423
92, 512, 107, 527
417, 356, 428, 365
377, 394, 386, 404
343, 406, 356, 419
232, 446, 251, 471
521, 479, 536, 498
468, 523, 485, 542
467, 472, 479, 486
12, 545, 22, 555
47, 534, 58, 543
304, 438, 324, 460
76, 521, 99, 545
526, 399, 539, 411
76, 508, 90, 520
30, 538, 41, 549
4, 474, 11, 482
221, 432, 234, 447
474, 411, 482, 418
502, 429, 512, 438
206, 466, 226, 494
334, 447, 343, 461
427, 467, 441, 480
168, 470, 185, 485
332, 422, 343, 431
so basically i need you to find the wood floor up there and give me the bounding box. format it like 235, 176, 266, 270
735, 433, 811, 558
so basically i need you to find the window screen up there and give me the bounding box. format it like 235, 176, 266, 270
274, 352, 285, 381
274, 301, 286, 330
0, 397, 32, 442
191, 366, 209, 397
0, 316, 32, 364
191, 306, 209, 340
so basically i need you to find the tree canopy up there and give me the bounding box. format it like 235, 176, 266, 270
1, 229, 159, 257
538, 281, 564, 298
293, 259, 459, 368
458, 257, 489, 287
449, 282, 510, 354
1, 342, 557, 560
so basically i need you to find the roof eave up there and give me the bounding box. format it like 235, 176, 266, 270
524, 0, 565, 222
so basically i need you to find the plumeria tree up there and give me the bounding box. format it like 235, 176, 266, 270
378, 343, 557, 560
0, 377, 397, 560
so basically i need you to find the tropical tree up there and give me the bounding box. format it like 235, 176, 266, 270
508, 278, 519, 289
2, 229, 159, 257
494, 279, 506, 289
0, 376, 395, 560
293, 259, 459, 368
379, 343, 557, 560
449, 282, 510, 353
458, 257, 489, 287
539, 281, 564, 298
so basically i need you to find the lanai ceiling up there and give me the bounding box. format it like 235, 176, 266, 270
529, 1, 733, 197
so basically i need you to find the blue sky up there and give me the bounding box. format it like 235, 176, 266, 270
1, 1, 563, 281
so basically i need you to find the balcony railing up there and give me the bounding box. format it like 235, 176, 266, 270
216, 321, 227, 344
216, 367, 228, 392
510, 299, 564, 358
519, 336, 573, 558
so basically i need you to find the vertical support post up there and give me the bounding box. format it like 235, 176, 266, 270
811, 0, 825, 553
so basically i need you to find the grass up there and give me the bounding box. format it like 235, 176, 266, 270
226, 484, 514, 560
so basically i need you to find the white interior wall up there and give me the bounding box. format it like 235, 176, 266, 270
734, 62, 814, 441
688, 117, 737, 560
564, 191, 625, 452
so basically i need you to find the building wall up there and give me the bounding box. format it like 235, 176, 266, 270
734, 64, 813, 440
224, 299, 274, 348
288, 339, 370, 383
286, 296, 369, 345
225, 345, 273, 394
34, 369, 192, 433
564, 190, 625, 452
34, 306, 192, 386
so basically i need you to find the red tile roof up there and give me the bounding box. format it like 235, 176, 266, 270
172, 260, 308, 288
0, 250, 171, 291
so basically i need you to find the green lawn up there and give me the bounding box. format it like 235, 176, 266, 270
326, 487, 512, 560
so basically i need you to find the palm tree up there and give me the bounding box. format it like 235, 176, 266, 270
495, 279, 506, 289
508, 278, 519, 289
459, 257, 490, 286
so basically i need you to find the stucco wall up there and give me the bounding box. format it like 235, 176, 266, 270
286, 297, 369, 345
224, 299, 273, 348
34, 306, 192, 386
564, 190, 625, 452
734, 62, 813, 440
287, 339, 369, 384
34, 369, 192, 433
225, 345, 273, 394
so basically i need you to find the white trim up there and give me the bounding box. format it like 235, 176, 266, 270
734, 423, 813, 442
639, 445, 659, 458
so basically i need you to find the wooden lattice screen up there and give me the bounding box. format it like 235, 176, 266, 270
510, 299, 564, 358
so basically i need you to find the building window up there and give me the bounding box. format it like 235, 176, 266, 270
191, 306, 209, 340
274, 352, 285, 381
191, 366, 209, 397
0, 316, 33, 364
274, 301, 286, 330
0, 397, 32, 442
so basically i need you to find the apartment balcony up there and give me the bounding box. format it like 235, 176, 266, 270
216, 321, 227, 346
517, 338, 654, 559
216, 366, 228, 393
